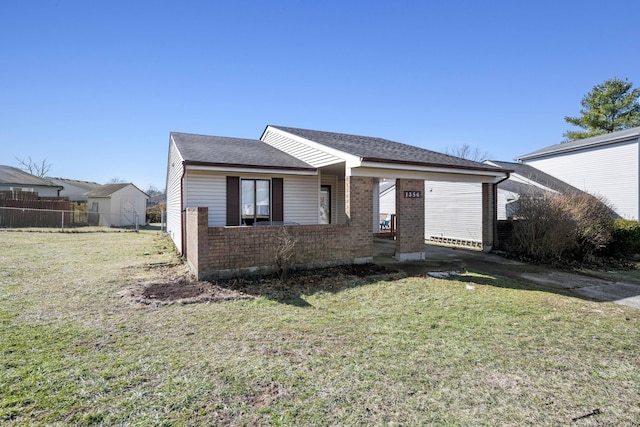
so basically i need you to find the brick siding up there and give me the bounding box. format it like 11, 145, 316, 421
395, 179, 425, 259
481, 183, 496, 251
185, 176, 375, 280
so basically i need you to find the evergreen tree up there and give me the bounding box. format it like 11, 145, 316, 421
564, 77, 640, 141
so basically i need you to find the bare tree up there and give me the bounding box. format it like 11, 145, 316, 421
15, 156, 52, 178
107, 177, 128, 184
444, 144, 490, 162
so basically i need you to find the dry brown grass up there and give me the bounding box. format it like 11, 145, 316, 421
1, 230, 639, 426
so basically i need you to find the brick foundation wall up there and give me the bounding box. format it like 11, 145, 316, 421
185, 175, 375, 279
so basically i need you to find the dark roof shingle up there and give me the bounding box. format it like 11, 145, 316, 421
171, 132, 315, 171
0, 165, 61, 187
270, 126, 506, 173
488, 160, 583, 195
85, 183, 131, 197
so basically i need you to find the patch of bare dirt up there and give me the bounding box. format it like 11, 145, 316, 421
120, 263, 402, 307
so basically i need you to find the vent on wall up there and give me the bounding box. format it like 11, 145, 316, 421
429, 236, 482, 249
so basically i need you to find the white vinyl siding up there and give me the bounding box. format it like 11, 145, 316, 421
283, 174, 319, 224
184, 172, 227, 226
524, 140, 639, 219
424, 181, 482, 244
372, 180, 380, 232
262, 129, 343, 167
166, 140, 185, 253
379, 183, 396, 216
183, 171, 320, 226
497, 189, 524, 220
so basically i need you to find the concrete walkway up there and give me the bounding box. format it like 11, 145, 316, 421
372, 237, 640, 309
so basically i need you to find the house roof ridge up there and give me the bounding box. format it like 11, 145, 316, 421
171, 131, 316, 171
268, 125, 507, 173
516, 126, 640, 160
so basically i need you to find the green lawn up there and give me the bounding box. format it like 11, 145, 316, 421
1, 230, 639, 426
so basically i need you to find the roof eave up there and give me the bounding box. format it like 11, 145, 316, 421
183, 160, 317, 173
1, 182, 63, 190
361, 157, 513, 175
517, 132, 640, 161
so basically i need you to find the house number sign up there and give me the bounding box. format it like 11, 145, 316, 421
403, 191, 422, 198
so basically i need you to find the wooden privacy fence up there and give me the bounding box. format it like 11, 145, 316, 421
0, 191, 73, 228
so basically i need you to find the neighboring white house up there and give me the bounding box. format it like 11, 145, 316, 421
48, 178, 102, 202
85, 183, 149, 227
0, 165, 62, 197
516, 126, 640, 219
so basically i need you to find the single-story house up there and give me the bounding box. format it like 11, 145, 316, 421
484, 160, 584, 220
85, 183, 149, 227
0, 165, 62, 197
47, 178, 102, 202
516, 126, 640, 219
166, 126, 509, 279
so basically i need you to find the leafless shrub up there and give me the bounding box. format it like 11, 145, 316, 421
564, 193, 615, 260
510, 191, 614, 263
275, 227, 298, 281
511, 194, 576, 261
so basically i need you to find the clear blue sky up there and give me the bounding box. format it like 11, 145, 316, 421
2, 0, 639, 190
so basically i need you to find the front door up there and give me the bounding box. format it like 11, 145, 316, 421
320, 185, 331, 224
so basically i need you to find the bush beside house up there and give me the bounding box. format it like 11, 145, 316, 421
609, 219, 640, 257
499, 193, 616, 265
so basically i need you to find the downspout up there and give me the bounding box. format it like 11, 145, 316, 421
180, 161, 187, 258
491, 172, 511, 250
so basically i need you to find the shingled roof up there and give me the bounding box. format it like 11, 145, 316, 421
171, 132, 315, 171
269, 126, 506, 173
487, 160, 583, 195
517, 126, 640, 161
85, 183, 149, 198
0, 165, 61, 188
85, 183, 131, 197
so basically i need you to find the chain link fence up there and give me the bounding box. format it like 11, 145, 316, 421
0, 206, 166, 231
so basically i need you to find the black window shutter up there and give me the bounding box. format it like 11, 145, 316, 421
226, 176, 240, 226
272, 178, 283, 222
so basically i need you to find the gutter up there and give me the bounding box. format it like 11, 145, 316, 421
517, 132, 640, 161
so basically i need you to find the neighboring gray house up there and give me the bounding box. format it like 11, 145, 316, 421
166, 126, 509, 279
484, 160, 584, 220
48, 178, 102, 202
85, 183, 149, 227
0, 165, 62, 197
516, 126, 640, 219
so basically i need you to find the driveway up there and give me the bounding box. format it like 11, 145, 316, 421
372, 237, 640, 309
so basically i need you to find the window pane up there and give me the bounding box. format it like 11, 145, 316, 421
241, 180, 255, 217
256, 180, 270, 217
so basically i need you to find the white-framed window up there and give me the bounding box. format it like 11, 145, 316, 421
241, 179, 270, 225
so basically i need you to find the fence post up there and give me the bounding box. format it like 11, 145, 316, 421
134, 210, 139, 232
61, 210, 65, 231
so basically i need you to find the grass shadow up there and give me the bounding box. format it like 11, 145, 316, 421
371, 238, 640, 306
213, 264, 404, 307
